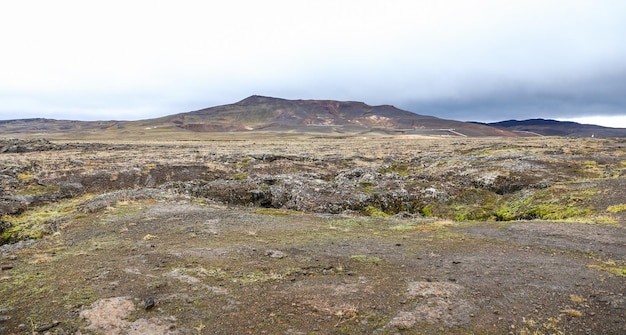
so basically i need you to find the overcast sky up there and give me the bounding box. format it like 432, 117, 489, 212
1, 0, 625, 127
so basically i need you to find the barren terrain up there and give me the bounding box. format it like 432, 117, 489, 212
1, 135, 625, 334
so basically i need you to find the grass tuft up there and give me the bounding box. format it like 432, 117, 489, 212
561, 309, 583, 317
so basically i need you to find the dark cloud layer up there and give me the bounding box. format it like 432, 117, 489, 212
403, 72, 626, 122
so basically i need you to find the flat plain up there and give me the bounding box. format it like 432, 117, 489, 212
1, 134, 625, 334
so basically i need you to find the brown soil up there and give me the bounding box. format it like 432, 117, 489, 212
0, 136, 625, 334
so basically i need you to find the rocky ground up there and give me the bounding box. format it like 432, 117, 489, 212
0, 136, 625, 334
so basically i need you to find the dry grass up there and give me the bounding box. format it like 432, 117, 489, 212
569, 294, 585, 304
561, 309, 583, 317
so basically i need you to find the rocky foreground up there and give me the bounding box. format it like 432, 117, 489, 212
1, 136, 625, 334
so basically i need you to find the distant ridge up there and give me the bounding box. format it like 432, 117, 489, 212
476, 118, 626, 138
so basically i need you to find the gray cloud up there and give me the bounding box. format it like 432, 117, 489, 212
399, 71, 626, 122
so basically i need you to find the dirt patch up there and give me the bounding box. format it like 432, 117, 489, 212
387, 281, 474, 330
80, 297, 178, 335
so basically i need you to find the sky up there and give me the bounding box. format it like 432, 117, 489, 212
1, 0, 626, 127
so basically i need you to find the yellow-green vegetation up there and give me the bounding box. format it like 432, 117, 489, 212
349, 254, 382, 263
357, 181, 377, 194
591, 215, 618, 225
1, 194, 93, 242
388, 221, 419, 231
452, 188, 500, 221
108, 199, 153, 217
236, 157, 252, 167
190, 266, 303, 283
580, 160, 604, 178
389, 220, 452, 232
588, 259, 626, 276
379, 162, 410, 176
494, 185, 597, 221
561, 309, 583, 317
420, 204, 434, 217
426, 187, 499, 221
425, 184, 598, 222
518, 316, 566, 335
15, 184, 60, 195
570, 294, 585, 304
253, 208, 303, 215
232, 173, 248, 180
363, 205, 392, 218
607, 203, 626, 213
327, 218, 363, 230
17, 172, 34, 181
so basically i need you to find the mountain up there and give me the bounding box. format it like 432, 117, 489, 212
132, 95, 515, 137
0, 96, 516, 137
478, 119, 626, 138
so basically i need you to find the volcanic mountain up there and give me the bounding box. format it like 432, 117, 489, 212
139, 96, 516, 137
1, 96, 517, 137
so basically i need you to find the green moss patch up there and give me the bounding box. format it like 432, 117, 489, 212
1, 194, 93, 243
495, 185, 597, 221
426, 184, 598, 222
362, 206, 392, 218
607, 203, 626, 213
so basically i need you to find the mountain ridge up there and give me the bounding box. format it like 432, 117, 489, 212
476, 118, 626, 137
2, 96, 624, 138
145, 95, 514, 136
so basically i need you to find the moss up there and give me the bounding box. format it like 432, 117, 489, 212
607, 203, 626, 213
592, 216, 618, 225
380, 163, 410, 176
363, 206, 392, 218
357, 181, 377, 194
1, 194, 93, 243
17, 173, 34, 181
495, 185, 597, 221
434, 188, 501, 221
426, 185, 598, 222
420, 204, 434, 217
350, 255, 382, 263
236, 157, 252, 167
588, 259, 626, 277
232, 173, 248, 180
327, 218, 364, 228
578, 160, 604, 178
253, 208, 303, 215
